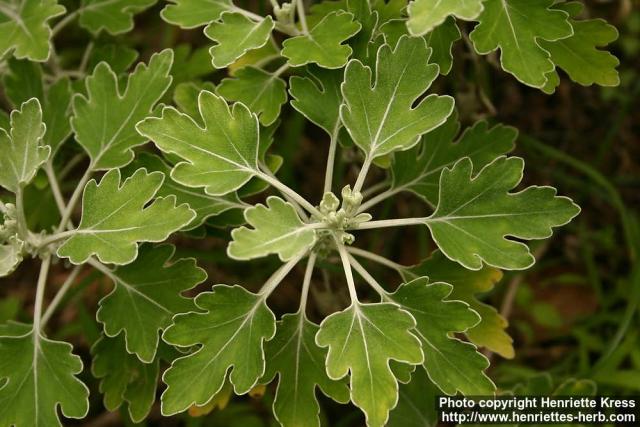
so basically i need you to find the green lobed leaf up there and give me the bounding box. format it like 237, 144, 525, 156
0, 331, 89, 426
289, 66, 343, 136
96, 244, 206, 362
128, 153, 246, 230
389, 278, 496, 395
217, 66, 287, 126
87, 43, 140, 74
340, 36, 455, 160
161, 0, 232, 28
0, 98, 49, 193
161, 285, 276, 415
401, 250, 514, 358
0, 111, 9, 131
173, 81, 217, 119
346, 0, 379, 62
57, 168, 195, 265
228, 197, 316, 261
136, 90, 261, 196
425, 17, 461, 75
0, 237, 24, 277
540, 4, 620, 93
424, 156, 581, 270
71, 49, 173, 170
407, 0, 483, 37
3, 59, 73, 154
282, 11, 362, 69
205, 12, 274, 69
79, 0, 158, 35
390, 112, 516, 207
91, 334, 159, 423
316, 302, 423, 427
469, 0, 573, 88
263, 313, 350, 427
0, 0, 65, 61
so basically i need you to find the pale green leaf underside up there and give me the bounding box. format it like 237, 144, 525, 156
217, 66, 287, 126
0, 98, 49, 193
0, 0, 65, 61
282, 11, 361, 69
340, 36, 455, 159
79, 0, 158, 35
57, 168, 195, 265
161, 285, 276, 415
229, 197, 316, 261
205, 12, 274, 69
407, 0, 483, 36
136, 90, 261, 196
0, 238, 24, 277
91, 335, 159, 423
72, 49, 173, 170
425, 156, 581, 270
316, 303, 423, 427
161, 0, 232, 28
96, 244, 206, 362
390, 278, 496, 395
469, 0, 573, 88
263, 313, 350, 427
0, 331, 89, 426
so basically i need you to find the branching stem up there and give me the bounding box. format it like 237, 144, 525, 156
347, 253, 390, 298
45, 163, 67, 215
260, 252, 306, 297
41, 265, 83, 327
32, 255, 52, 335
346, 246, 406, 273
299, 252, 317, 314
323, 124, 341, 193
334, 237, 359, 303
257, 170, 321, 218
56, 166, 93, 233
295, 0, 309, 34
353, 217, 427, 230
353, 155, 373, 194
358, 187, 401, 213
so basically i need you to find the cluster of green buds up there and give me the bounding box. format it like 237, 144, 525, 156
313, 186, 372, 255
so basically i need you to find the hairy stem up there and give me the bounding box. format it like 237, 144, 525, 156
295, 0, 309, 34
299, 252, 317, 314
37, 230, 77, 248
260, 252, 307, 297
323, 124, 341, 194
346, 246, 406, 272
56, 166, 92, 233
33, 255, 52, 335
51, 10, 80, 37
361, 180, 390, 199
353, 217, 427, 230
347, 253, 390, 298
45, 163, 67, 216
15, 186, 28, 239
353, 155, 373, 194
358, 187, 401, 213
41, 265, 83, 327
257, 170, 321, 217
334, 237, 359, 303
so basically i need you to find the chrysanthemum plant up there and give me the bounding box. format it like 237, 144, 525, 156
0, 0, 619, 425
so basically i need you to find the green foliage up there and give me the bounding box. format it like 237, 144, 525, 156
0, 0, 621, 425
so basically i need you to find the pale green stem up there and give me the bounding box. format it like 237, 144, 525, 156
260, 252, 306, 297
45, 163, 67, 215
41, 265, 83, 327
56, 166, 92, 233
257, 170, 321, 218
361, 180, 390, 199
37, 230, 77, 248
272, 63, 290, 79
346, 246, 406, 272
78, 41, 94, 74
258, 164, 309, 221
59, 153, 85, 180
298, 252, 317, 314
358, 187, 401, 213
268, 0, 280, 11
15, 186, 28, 239
334, 237, 359, 303
353, 217, 427, 230
295, 0, 309, 34
347, 253, 391, 299
33, 255, 52, 336
323, 124, 341, 194
353, 155, 373, 194
51, 10, 80, 37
